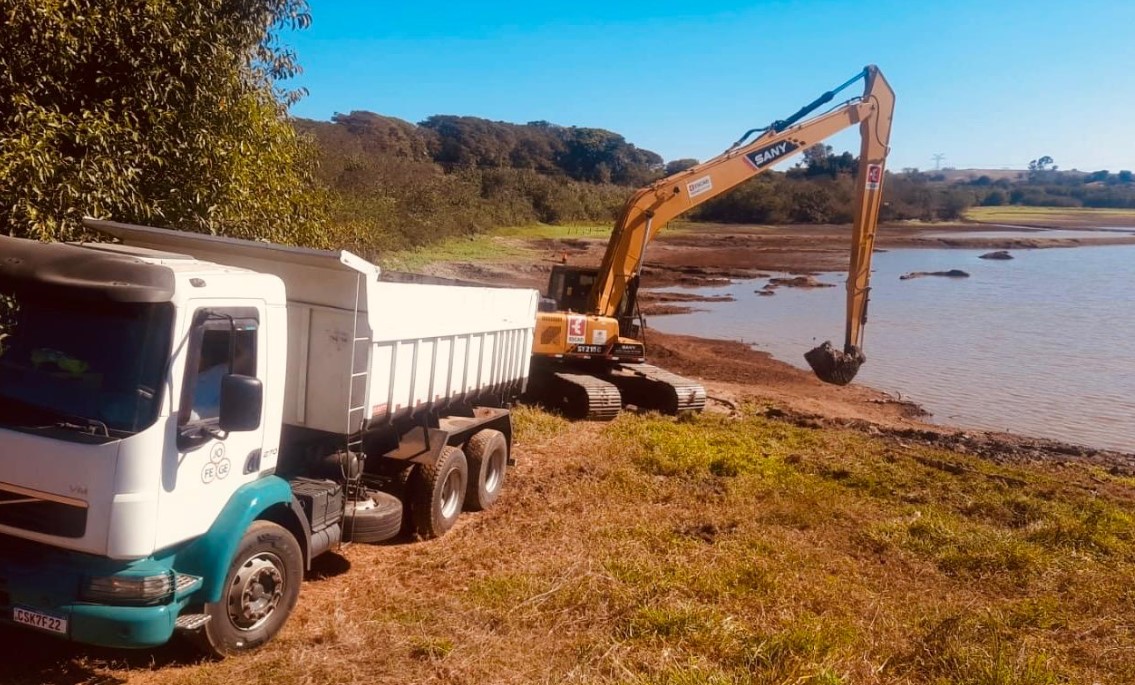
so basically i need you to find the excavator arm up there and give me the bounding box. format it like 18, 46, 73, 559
588, 65, 895, 384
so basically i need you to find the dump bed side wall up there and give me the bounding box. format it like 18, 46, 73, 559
363, 282, 536, 427
289, 282, 537, 434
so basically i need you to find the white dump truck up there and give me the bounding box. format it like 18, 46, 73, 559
0, 219, 538, 655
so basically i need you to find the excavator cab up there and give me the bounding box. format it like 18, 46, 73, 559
546, 265, 642, 339
545, 265, 595, 314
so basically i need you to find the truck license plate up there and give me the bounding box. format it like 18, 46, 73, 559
13, 607, 68, 635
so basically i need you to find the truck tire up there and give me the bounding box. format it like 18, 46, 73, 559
343, 491, 403, 543
464, 429, 508, 511
410, 446, 467, 539
196, 521, 302, 657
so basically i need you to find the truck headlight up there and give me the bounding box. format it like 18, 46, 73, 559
82, 572, 174, 605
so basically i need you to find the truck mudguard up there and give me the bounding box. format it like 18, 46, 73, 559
172, 476, 304, 603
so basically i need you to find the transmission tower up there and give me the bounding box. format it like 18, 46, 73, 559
932, 153, 946, 170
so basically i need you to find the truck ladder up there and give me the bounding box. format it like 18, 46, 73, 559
345, 272, 371, 498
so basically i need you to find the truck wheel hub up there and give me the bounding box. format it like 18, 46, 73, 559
228, 554, 284, 629
440, 470, 462, 518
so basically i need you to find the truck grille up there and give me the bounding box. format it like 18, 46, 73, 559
0, 486, 87, 538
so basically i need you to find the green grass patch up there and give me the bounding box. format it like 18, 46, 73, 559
865, 512, 1043, 582
378, 233, 528, 270
493, 222, 613, 239
902, 611, 1064, 685
1023, 498, 1134, 555
605, 412, 822, 480
466, 573, 545, 609
965, 205, 1135, 225
510, 404, 571, 444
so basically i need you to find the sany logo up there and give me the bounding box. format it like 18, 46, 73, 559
745, 140, 800, 169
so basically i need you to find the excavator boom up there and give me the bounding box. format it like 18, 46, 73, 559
590, 67, 895, 376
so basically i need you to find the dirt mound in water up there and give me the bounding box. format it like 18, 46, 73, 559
899, 269, 970, 280
760, 275, 836, 292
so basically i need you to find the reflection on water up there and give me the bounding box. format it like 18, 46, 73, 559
651, 245, 1135, 452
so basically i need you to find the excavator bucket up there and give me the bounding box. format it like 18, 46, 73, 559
805, 341, 865, 386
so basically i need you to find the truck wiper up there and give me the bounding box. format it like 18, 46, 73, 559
52, 417, 111, 438
0, 396, 112, 438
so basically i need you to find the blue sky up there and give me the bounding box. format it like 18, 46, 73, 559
285, 1, 1135, 173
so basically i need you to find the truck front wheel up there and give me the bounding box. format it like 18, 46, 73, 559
196, 521, 303, 657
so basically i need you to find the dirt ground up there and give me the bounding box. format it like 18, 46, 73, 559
422, 220, 1135, 469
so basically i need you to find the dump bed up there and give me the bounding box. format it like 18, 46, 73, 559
87, 220, 538, 435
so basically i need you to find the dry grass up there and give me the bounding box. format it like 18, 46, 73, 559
3, 408, 1134, 684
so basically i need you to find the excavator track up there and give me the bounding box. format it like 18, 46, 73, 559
525, 366, 623, 421
525, 362, 705, 420
554, 372, 623, 421
611, 363, 707, 415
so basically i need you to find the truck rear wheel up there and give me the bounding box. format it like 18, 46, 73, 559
196, 521, 302, 657
464, 429, 508, 511
410, 446, 467, 539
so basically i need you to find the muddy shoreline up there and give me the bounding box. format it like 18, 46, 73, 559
421, 221, 1135, 467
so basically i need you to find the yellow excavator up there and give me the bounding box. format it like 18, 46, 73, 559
527, 65, 895, 419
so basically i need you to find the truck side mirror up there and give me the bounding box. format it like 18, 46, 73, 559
219, 374, 263, 432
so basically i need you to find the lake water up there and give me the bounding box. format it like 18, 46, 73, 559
651, 244, 1135, 453
926, 228, 1135, 240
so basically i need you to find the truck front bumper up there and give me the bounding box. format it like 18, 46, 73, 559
0, 536, 202, 649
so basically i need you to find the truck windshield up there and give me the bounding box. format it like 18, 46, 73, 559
0, 289, 173, 437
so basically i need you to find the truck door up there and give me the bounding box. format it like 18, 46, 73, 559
155, 305, 268, 548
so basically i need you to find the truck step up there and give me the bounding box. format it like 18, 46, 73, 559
174, 613, 212, 632
614, 364, 707, 415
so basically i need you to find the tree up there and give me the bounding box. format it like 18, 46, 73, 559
980, 190, 1007, 206
793, 144, 856, 179
802, 144, 832, 168
664, 159, 700, 176
0, 0, 324, 243
1028, 156, 1055, 172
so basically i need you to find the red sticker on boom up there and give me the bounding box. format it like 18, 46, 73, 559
866, 164, 883, 190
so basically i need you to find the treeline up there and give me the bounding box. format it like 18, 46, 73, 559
691, 147, 1135, 224
951, 170, 1135, 210
305, 115, 1135, 243
297, 112, 664, 253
